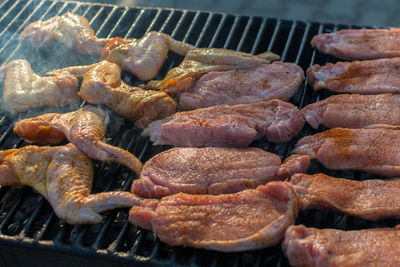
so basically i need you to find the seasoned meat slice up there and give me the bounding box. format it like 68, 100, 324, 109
302, 94, 400, 129
0, 59, 79, 113
283, 225, 400, 267
143, 99, 304, 147
129, 182, 298, 252
132, 147, 310, 198
13, 106, 143, 175
0, 144, 140, 224
178, 62, 304, 110
292, 127, 400, 177
291, 173, 400, 220
311, 28, 400, 60
307, 58, 400, 94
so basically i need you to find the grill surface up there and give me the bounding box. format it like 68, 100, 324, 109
0, 0, 398, 266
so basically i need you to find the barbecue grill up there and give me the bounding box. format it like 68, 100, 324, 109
0, 0, 398, 266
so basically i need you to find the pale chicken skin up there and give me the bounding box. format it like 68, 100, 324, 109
79, 61, 176, 128
129, 182, 298, 252
178, 62, 304, 110
292, 127, 400, 177
13, 106, 143, 175
145, 48, 280, 95
311, 28, 400, 60
302, 94, 400, 129
19, 12, 111, 55
284, 225, 400, 267
46, 31, 196, 81
100, 33, 195, 81
0, 144, 141, 224
132, 147, 310, 198
307, 58, 400, 94
291, 173, 400, 220
0, 59, 79, 113
143, 99, 304, 147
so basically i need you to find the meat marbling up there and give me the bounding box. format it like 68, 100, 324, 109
132, 147, 310, 198
283, 225, 400, 267
129, 182, 298, 252
142, 99, 304, 147
291, 173, 400, 220
292, 127, 400, 177
302, 93, 400, 129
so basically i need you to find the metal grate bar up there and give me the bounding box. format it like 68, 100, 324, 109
266, 20, 281, 52
2, 1, 70, 63
0, 0, 41, 47
144, 9, 163, 33
280, 21, 297, 62
180, 11, 202, 44
20, 198, 46, 237
298, 23, 323, 109
222, 16, 241, 48
0, 187, 29, 233
0, 0, 24, 30
250, 17, 267, 54
208, 14, 229, 48
0, 0, 15, 12
315, 23, 339, 103
103, 8, 129, 38
237, 17, 254, 51
294, 23, 311, 65
95, 7, 122, 38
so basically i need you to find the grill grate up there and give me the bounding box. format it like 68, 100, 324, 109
0, 0, 399, 266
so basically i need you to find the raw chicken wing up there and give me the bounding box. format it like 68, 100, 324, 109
0, 144, 141, 224
46, 31, 196, 81
13, 106, 143, 175
79, 61, 176, 128
19, 12, 111, 55
0, 59, 79, 113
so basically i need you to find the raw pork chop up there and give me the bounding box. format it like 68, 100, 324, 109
178, 62, 304, 110
302, 94, 400, 129
292, 127, 400, 177
129, 182, 298, 252
283, 225, 400, 267
291, 173, 400, 220
307, 58, 400, 94
311, 28, 400, 60
142, 99, 304, 147
132, 147, 310, 198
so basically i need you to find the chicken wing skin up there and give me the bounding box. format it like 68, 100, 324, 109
79, 61, 176, 128
145, 48, 280, 96
19, 12, 111, 55
0, 144, 141, 224
0, 59, 79, 113
46, 31, 195, 81
13, 106, 143, 175
99, 32, 195, 81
